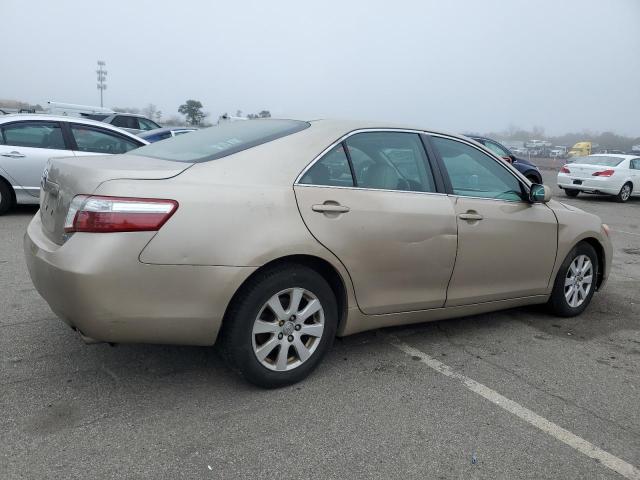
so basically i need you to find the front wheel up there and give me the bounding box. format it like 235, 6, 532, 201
564, 189, 580, 198
220, 264, 337, 388
547, 242, 598, 317
616, 182, 632, 203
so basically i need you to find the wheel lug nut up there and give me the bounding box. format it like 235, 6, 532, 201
278, 333, 283, 340
294, 324, 301, 331
290, 315, 296, 321
278, 320, 284, 326
288, 335, 294, 342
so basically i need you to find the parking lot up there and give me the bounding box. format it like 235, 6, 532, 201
1, 166, 638, 479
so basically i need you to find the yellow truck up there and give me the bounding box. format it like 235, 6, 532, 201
568, 142, 594, 158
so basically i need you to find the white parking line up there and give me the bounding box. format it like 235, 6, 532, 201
388, 336, 640, 480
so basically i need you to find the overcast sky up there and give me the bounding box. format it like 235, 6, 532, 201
2, 0, 639, 136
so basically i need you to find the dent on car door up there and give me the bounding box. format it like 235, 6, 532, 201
0, 121, 75, 197
429, 135, 558, 306
294, 131, 458, 315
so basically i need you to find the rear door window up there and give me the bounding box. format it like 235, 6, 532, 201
111, 115, 139, 129
70, 124, 141, 154
345, 132, 436, 192
0, 121, 66, 149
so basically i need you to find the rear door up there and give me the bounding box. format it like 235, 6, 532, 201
428, 135, 558, 306
294, 131, 457, 315
0, 120, 75, 197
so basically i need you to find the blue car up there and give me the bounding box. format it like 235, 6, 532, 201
465, 135, 543, 184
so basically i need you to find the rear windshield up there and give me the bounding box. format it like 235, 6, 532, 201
574, 156, 624, 167
132, 119, 310, 163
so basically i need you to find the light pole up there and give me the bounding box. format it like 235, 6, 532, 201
96, 60, 107, 107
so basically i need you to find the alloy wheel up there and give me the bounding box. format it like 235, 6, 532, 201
564, 255, 593, 308
621, 184, 631, 201
252, 288, 325, 371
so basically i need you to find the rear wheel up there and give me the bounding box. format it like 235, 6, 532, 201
564, 189, 580, 198
616, 182, 632, 203
547, 242, 598, 317
0, 180, 14, 215
220, 264, 337, 388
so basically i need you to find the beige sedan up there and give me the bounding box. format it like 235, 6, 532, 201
24, 119, 612, 387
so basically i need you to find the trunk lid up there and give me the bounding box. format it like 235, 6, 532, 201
567, 163, 613, 178
40, 154, 191, 244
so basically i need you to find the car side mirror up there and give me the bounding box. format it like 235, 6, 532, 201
529, 184, 551, 203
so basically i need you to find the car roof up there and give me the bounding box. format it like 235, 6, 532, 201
0, 113, 148, 142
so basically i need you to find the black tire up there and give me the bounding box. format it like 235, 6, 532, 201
564, 189, 580, 198
547, 242, 598, 317
0, 180, 14, 215
615, 182, 632, 203
219, 264, 338, 388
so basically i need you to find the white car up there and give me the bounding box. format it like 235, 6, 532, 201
557, 154, 640, 202
0, 114, 148, 214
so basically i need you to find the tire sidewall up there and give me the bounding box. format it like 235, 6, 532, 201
224, 265, 338, 388
0, 181, 13, 215
550, 243, 598, 317
617, 182, 632, 203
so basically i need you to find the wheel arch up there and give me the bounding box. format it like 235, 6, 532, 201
578, 237, 605, 290
220, 254, 349, 337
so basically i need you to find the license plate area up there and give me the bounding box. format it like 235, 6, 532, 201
573, 180, 583, 185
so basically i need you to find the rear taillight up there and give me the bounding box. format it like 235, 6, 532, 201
64, 195, 178, 233
560, 166, 570, 173
592, 169, 615, 177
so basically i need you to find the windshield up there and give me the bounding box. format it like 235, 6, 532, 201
573, 156, 624, 167
133, 119, 310, 163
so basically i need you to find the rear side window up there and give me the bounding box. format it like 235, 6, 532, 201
70, 124, 141, 154
133, 119, 310, 163
0, 121, 66, 149
300, 144, 354, 187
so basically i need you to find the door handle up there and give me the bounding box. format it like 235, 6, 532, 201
1, 151, 25, 158
458, 212, 483, 221
312, 203, 350, 213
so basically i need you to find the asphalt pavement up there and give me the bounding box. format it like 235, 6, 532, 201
1, 167, 639, 479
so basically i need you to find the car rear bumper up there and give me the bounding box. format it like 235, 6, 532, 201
24, 213, 255, 346
557, 174, 622, 195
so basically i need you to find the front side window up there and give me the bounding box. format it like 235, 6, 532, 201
300, 144, 354, 187
0, 121, 66, 150
70, 125, 141, 154
138, 118, 160, 130
344, 132, 436, 192
431, 136, 524, 201
631, 159, 640, 170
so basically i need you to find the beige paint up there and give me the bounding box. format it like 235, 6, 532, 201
24, 120, 613, 346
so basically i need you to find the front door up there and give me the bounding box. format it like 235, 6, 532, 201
429, 135, 558, 307
294, 131, 458, 315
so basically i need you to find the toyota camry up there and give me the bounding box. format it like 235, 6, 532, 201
25, 119, 612, 387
